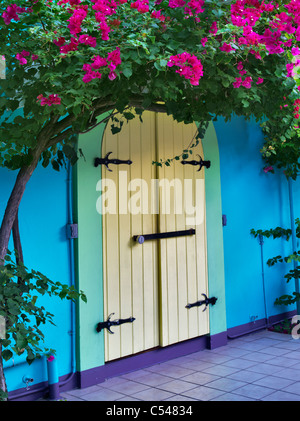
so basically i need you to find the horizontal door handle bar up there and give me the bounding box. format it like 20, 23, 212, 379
133, 229, 195, 244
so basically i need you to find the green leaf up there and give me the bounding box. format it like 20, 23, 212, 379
2, 349, 13, 361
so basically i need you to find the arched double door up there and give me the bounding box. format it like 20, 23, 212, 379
101, 112, 209, 362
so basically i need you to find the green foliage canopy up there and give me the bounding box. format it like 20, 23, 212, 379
0, 0, 300, 175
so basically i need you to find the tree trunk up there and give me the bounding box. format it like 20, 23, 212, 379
0, 166, 36, 262
0, 344, 7, 400
12, 210, 24, 267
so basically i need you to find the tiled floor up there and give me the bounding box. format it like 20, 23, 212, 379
53, 329, 300, 401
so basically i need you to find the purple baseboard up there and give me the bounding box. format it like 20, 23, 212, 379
77, 332, 228, 389
8, 372, 78, 401
227, 310, 297, 339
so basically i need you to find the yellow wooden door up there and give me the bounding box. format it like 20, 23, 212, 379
156, 113, 209, 347
102, 112, 209, 362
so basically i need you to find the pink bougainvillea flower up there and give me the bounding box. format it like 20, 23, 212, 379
91, 55, 107, 69
151, 9, 165, 22
167, 52, 203, 86
256, 77, 264, 84
53, 37, 66, 47
169, 0, 185, 8
2, 3, 31, 25
291, 46, 300, 56
233, 77, 242, 88
37, 94, 61, 106
220, 42, 234, 52
16, 53, 27, 65
107, 48, 121, 66
209, 21, 218, 35
263, 166, 274, 173
47, 355, 55, 362
201, 37, 207, 47
82, 48, 121, 83
59, 38, 79, 54
184, 0, 205, 16
67, 7, 87, 35
78, 34, 97, 48
131, 0, 149, 13
242, 76, 253, 89
108, 71, 117, 81
15, 50, 31, 65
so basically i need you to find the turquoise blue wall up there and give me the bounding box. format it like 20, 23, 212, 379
214, 115, 300, 329
1, 164, 73, 394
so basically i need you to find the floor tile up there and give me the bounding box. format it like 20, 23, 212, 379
66, 385, 104, 398
253, 376, 295, 390
157, 379, 198, 394
59, 392, 84, 401
265, 356, 300, 368
223, 358, 257, 369
171, 359, 215, 371
81, 387, 126, 401
180, 372, 220, 385
258, 346, 290, 357
233, 384, 275, 400
251, 338, 285, 347
246, 363, 284, 375
270, 368, 300, 381
163, 395, 197, 401
202, 364, 240, 376
287, 351, 300, 360
102, 379, 150, 395
131, 372, 173, 387
133, 388, 174, 401
145, 363, 195, 378
211, 393, 256, 401
182, 385, 225, 401
261, 390, 300, 401
120, 369, 151, 380
100, 377, 131, 389
282, 382, 300, 395
210, 347, 250, 358
230, 342, 267, 352
241, 352, 273, 363
274, 341, 300, 350
227, 370, 267, 383
190, 353, 232, 364
204, 378, 248, 393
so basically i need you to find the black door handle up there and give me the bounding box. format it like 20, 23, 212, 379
133, 229, 195, 244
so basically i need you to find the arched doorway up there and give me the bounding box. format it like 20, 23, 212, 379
101, 112, 209, 361
74, 113, 226, 383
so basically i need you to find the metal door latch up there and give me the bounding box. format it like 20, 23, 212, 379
96, 313, 135, 334
94, 151, 132, 172
186, 294, 217, 311
133, 229, 195, 244
181, 155, 211, 171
